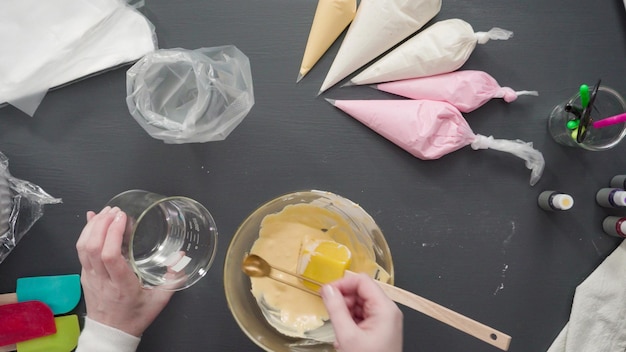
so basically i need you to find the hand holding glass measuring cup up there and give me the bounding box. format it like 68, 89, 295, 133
105, 190, 218, 290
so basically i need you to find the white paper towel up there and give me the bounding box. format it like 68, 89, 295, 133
0, 0, 157, 116
547, 240, 626, 351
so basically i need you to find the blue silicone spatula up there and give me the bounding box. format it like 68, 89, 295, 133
0, 275, 81, 315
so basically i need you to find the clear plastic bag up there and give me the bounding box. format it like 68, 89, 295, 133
0, 152, 62, 264
126, 46, 255, 144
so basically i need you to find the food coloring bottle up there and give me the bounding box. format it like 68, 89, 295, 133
602, 216, 626, 238
610, 175, 626, 189
596, 188, 626, 208
538, 191, 574, 211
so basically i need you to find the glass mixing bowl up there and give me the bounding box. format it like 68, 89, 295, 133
224, 190, 394, 352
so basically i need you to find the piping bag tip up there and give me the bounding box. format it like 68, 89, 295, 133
296, 73, 304, 83
318, 83, 331, 96
324, 98, 336, 106
341, 80, 356, 88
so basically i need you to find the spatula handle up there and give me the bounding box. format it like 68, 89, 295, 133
0, 344, 16, 352
373, 278, 511, 351
0, 293, 17, 305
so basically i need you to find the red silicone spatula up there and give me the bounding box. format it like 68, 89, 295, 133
0, 301, 56, 346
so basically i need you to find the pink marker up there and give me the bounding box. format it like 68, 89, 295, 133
592, 112, 626, 129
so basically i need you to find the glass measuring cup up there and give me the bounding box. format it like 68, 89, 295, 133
106, 190, 218, 290
547, 86, 626, 150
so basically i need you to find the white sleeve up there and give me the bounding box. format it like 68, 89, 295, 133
76, 316, 141, 352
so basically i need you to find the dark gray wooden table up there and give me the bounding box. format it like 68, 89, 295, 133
1, 0, 626, 350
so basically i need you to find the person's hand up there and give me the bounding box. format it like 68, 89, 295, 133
75, 206, 174, 337
321, 273, 403, 352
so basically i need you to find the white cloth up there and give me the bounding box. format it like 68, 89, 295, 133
547, 240, 626, 352
76, 317, 140, 352
0, 0, 157, 116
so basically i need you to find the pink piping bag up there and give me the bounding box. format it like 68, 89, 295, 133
374, 70, 538, 113
327, 98, 544, 186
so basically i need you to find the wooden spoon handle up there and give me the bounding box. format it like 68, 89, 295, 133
372, 278, 511, 351
0, 344, 16, 352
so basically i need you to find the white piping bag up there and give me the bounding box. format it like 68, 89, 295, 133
318, 0, 441, 94
348, 19, 513, 86
297, 0, 357, 83
327, 98, 544, 186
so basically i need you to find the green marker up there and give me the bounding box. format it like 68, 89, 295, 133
580, 84, 590, 108
566, 119, 579, 130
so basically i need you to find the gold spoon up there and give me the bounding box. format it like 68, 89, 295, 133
242, 253, 323, 296
241, 254, 511, 351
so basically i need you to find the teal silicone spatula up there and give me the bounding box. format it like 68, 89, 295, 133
0, 315, 80, 352
0, 275, 81, 315
0, 301, 56, 347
